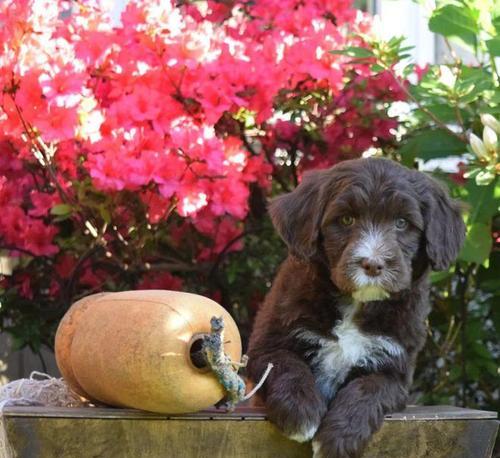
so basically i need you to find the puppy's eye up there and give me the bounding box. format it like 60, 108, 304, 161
340, 215, 355, 226
395, 218, 408, 230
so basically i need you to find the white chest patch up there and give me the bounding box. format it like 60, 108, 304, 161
295, 303, 404, 401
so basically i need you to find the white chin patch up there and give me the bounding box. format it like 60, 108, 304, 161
352, 285, 390, 302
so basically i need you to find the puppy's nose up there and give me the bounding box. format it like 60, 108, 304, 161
360, 258, 384, 277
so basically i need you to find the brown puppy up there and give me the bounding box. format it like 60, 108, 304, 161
247, 158, 465, 458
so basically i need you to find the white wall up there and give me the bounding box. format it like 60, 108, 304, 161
374, 0, 437, 66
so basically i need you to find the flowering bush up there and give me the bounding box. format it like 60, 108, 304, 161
0, 0, 401, 350
1, 0, 499, 420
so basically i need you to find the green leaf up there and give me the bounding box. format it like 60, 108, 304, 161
429, 4, 479, 49
398, 45, 415, 53
477, 252, 500, 289
492, 15, 500, 33
430, 270, 454, 283
413, 104, 460, 124
459, 222, 492, 264
330, 47, 374, 58
400, 129, 466, 160
50, 204, 73, 216
387, 36, 406, 48
98, 205, 112, 224
448, 365, 461, 382
487, 91, 500, 104
472, 343, 493, 360
455, 66, 494, 103
466, 179, 498, 225
486, 37, 500, 56
484, 360, 499, 377
11, 335, 27, 351
466, 361, 481, 380
370, 63, 386, 73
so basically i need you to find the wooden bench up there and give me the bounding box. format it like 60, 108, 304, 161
1, 405, 498, 457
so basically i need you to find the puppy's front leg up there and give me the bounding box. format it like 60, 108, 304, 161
249, 350, 327, 442
313, 373, 408, 458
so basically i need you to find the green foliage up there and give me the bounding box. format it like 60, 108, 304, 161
348, 0, 500, 412
399, 129, 466, 161
429, 3, 480, 50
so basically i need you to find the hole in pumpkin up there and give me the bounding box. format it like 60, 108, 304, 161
189, 335, 209, 371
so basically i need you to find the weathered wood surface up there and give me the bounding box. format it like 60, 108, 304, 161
4, 404, 497, 420
1, 405, 498, 458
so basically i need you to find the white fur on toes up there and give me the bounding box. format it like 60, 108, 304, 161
312, 440, 323, 458
288, 423, 320, 443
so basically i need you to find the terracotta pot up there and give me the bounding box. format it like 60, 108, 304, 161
55, 290, 242, 414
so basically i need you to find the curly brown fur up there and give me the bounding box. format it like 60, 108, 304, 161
247, 158, 465, 458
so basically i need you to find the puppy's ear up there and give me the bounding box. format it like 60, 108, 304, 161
419, 174, 466, 270
269, 170, 329, 260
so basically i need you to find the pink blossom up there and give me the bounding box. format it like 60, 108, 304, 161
196, 217, 244, 261
0, 206, 26, 248
0, 176, 19, 207
141, 190, 171, 223
209, 176, 249, 219
23, 220, 59, 256
54, 141, 78, 178
74, 30, 115, 65
16, 273, 34, 300
79, 266, 107, 289
28, 191, 61, 217
275, 121, 300, 143
126, 85, 162, 122
37, 105, 78, 142
55, 254, 78, 279
415, 64, 430, 81
39, 66, 87, 108
242, 155, 273, 188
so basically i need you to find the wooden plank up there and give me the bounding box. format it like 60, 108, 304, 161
385, 405, 498, 420
2, 412, 498, 458
2, 404, 497, 420
1, 406, 264, 421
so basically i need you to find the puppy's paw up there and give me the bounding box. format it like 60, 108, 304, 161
266, 387, 326, 443
312, 439, 323, 458
312, 437, 360, 458
288, 422, 320, 443
313, 421, 367, 458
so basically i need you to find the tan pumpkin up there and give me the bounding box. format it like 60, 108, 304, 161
54, 290, 242, 414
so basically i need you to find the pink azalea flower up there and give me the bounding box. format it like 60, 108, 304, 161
55, 254, 78, 279
28, 191, 61, 217
126, 85, 162, 122
16, 273, 34, 300
37, 105, 78, 142
209, 176, 249, 219
23, 220, 59, 256
39, 66, 87, 108
141, 190, 172, 224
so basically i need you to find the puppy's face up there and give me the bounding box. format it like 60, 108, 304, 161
270, 158, 465, 301
320, 176, 424, 301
